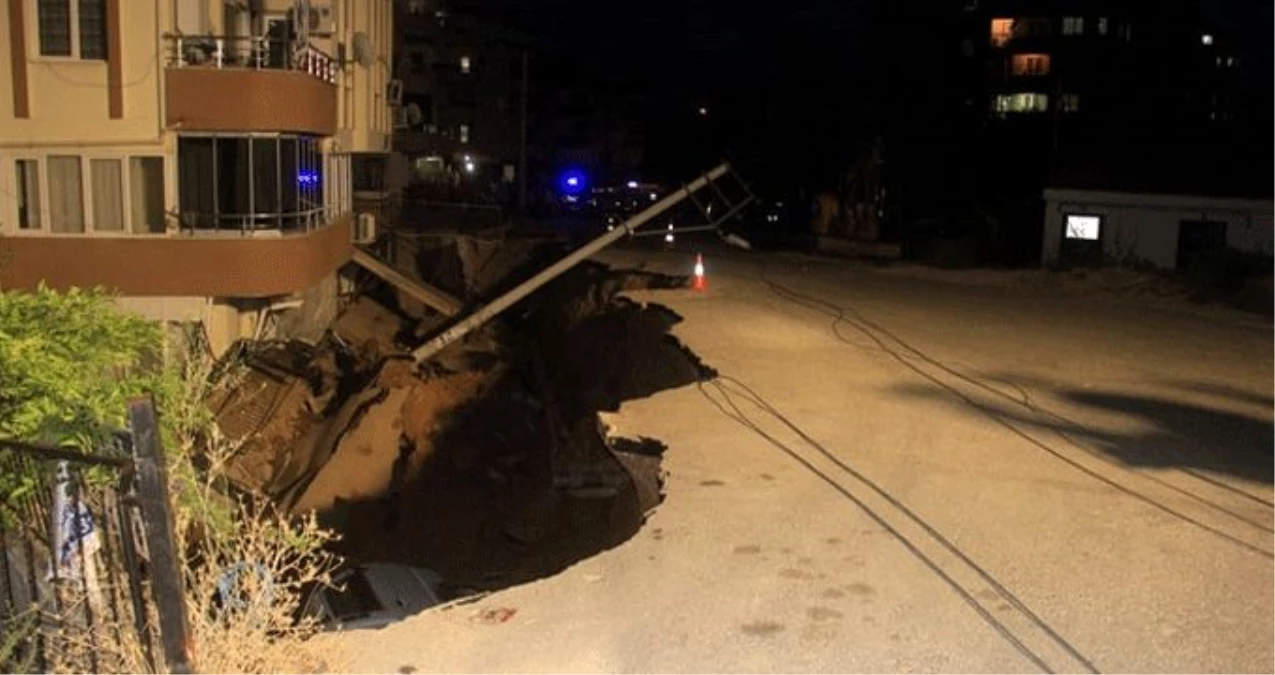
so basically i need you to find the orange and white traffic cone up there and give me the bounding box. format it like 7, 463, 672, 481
692, 253, 707, 292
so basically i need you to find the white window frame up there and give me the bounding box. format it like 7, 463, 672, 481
1062, 16, 1084, 36
29, 0, 108, 61
5, 151, 167, 237
11, 157, 44, 231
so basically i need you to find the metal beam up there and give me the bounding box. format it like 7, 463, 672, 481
412, 162, 735, 364
350, 248, 463, 317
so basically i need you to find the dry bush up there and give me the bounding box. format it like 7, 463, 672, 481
35, 332, 347, 674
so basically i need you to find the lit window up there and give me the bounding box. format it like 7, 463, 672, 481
1065, 215, 1101, 241
460, 55, 471, 73
1227, 56, 1237, 67
1097, 17, 1108, 35
459, 124, 469, 144
1061, 93, 1079, 113
1120, 23, 1132, 41
1215, 56, 1223, 67
1201, 34, 1213, 45
990, 18, 1014, 47
963, 0, 977, 11
1062, 16, 1084, 36
1011, 53, 1051, 76
993, 92, 1049, 115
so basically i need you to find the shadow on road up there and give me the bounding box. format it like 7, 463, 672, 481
894, 382, 1274, 485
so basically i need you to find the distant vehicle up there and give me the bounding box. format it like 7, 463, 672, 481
300, 563, 475, 631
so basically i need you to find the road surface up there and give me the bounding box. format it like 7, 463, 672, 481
332, 243, 1274, 673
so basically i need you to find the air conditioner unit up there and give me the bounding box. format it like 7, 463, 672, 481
299, 3, 335, 36
354, 212, 377, 244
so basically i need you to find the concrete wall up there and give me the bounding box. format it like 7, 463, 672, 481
165, 68, 337, 135
1042, 188, 1274, 269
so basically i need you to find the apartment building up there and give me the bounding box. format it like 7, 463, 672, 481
392, 0, 527, 204
0, 0, 393, 355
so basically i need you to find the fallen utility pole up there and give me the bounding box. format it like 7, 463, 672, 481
412, 162, 737, 364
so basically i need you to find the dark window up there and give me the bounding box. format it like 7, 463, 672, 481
15, 159, 42, 229
178, 135, 323, 232
353, 155, 387, 192
77, 0, 107, 59
37, 0, 72, 56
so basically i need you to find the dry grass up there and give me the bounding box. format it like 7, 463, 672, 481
29, 333, 348, 674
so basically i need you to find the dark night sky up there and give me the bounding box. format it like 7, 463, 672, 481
454, 0, 1271, 189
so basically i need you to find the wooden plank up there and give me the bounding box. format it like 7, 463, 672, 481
127, 397, 193, 675
351, 248, 462, 317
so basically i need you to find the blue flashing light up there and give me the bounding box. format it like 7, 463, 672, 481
297, 171, 320, 186
559, 168, 587, 196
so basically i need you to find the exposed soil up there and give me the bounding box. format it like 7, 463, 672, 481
209, 246, 712, 591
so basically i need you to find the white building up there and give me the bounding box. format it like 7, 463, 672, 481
1041, 187, 1274, 269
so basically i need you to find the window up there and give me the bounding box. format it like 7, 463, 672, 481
89, 158, 124, 231
460, 55, 471, 74
352, 154, 387, 193
990, 18, 1014, 47
408, 52, 425, 74
1097, 17, 1108, 35
177, 135, 324, 232
1201, 34, 1213, 46
962, 0, 977, 11
459, 124, 470, 144
15, 160, 41, 229
37, 0, 107, 59
1060, 93, 1080, 112
1119, 22, 1132, 42
1062, 16, 1084, 36
129, 157, 165, 233
47, 156, 84, 233
1011, 53, 1051, 76
1065, 215, 1101, 241
993, 92, 1049, 115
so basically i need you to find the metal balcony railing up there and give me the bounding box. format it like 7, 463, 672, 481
170, 207, 332, 235
164, 34, 337, 84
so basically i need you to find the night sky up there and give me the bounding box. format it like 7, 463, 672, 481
455, 0, 1271, 190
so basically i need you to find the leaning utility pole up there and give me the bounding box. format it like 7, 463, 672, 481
412, 162, 749, 364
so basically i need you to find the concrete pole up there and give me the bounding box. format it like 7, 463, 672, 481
412, 162, 734, 364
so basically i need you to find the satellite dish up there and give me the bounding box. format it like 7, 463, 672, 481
405, 103, 424, 127
352, 32, 374, 68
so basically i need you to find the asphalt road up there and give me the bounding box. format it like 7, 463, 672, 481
333, 243, 1274, 674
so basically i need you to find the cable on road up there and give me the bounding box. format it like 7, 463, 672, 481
697, 377, 1098, 675
758, 266, 1274, 559
703, 375, 1101, 673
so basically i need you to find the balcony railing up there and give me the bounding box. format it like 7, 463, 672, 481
170, 207, 332, 235
164, 34, 337, 84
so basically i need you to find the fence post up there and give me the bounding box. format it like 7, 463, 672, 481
127, 396, 194, 675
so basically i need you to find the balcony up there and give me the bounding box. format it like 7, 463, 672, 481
0, 215, 353, 298
164, 35, 338, 136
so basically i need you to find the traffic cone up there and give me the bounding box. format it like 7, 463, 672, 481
692, 253, 707, 292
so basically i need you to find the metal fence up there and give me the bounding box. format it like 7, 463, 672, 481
0, 398, 190, 674
164, 34, 337, 84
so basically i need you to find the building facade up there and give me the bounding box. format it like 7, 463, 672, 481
1042, 188, 1274, 270
392, 0, 527, 205
0, 0, 394, 355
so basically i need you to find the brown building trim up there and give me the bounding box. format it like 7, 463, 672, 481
165, 68, 337, 136
7, 0, 29, 118
106, 0, 122, 118
0, 217, 353, 298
